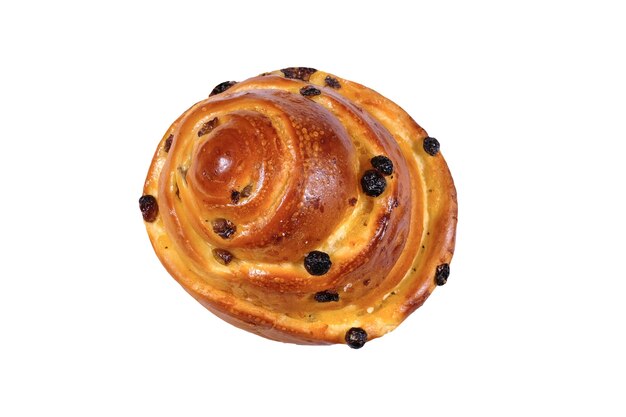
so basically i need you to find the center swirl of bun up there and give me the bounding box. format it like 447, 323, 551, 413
157, 76, 414, 308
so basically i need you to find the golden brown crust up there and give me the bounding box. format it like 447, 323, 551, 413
142, 68, 457, 345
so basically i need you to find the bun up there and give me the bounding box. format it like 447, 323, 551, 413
141, 68, 457, 347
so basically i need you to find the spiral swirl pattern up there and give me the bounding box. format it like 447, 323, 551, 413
142, 68, 457, 346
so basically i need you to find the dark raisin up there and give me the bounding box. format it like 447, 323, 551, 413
230, 190, 240, 204
198, 117, 218, 137
139, 195, 158, 222
164, 134, 173, 152
324, 76, 341, 89
435, 263, 450, 286
300, 86, 321, 97
280, 67, 317, 81
210, 81, 237, 96
363, 279, 371, 286
370, 155, 393, 175
240, 184, 253, 198
304, 251, 332, 275
361, 169, 386, 197
212, 248, 234, 265
348, 197, 357, 206
345, 327, 368, 349
212, 218, 236, 239
314, 290, 339, 302
423, 136, 440, 156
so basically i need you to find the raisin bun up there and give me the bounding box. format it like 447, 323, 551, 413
140, 67, 457, 348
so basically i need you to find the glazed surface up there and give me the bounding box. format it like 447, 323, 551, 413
142, 68, 457, 345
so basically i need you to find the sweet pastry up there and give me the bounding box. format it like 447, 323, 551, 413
140, 67, 457, 348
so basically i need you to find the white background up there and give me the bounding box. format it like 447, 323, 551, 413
1, 1, 625, 415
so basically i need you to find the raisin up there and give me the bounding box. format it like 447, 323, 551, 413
370, 155, 393, 175
212, 248, 234, 265
345, 327, 368, 349
280, 67, 317, 81
139, 195, 158, 222
240, 184, 253, 198
348, 197, 357, 206
314, 290, 339, 302
198, 117, 218, 137
231, 190, 240, 204
210, 81, 237, 96
324, 76, 341, 89
304, 251, 332, 275
164, 134, 173, 152
300, 86, 321, 97
212, 218, 236, 239
361, 170, 386, 197
435, 263, 450, 286
423, 136, 440, 156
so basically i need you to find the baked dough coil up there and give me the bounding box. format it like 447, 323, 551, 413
141, 68, 457, 347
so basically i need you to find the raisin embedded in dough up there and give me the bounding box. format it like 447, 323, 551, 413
345, 327, 368, 349
300, 86, 321, 97
423, 136, 440, 156
139, 195, 158, 222
280, 67, 317, 81
304, 251, 332, 275
324, 76, 341, 89
361, 169, 387, 197
198, 117, 218, 137
314, 290, 339, 302
164, 134, 173, 152
213, 248, 234, 265
371, 155, 394, 176
210, 81, 237, 96
435, 263, 450, 286
212, 218, 236, 239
